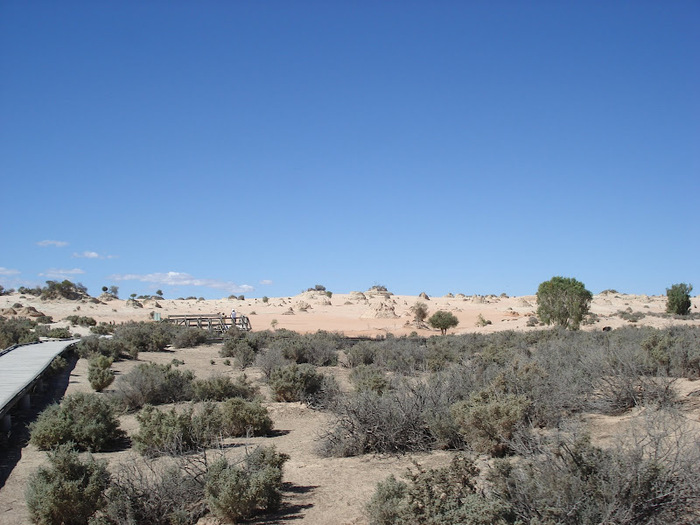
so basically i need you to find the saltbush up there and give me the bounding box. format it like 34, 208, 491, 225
205, 446, 289, 523
88, 355, 115, 392
113, 363, 194, 411
172, 327, 209, 348
0, 316, 38, 348
192, 373, 259, 402
25, 444, 110, 525
219, 398, 273, 437
29, 393, 124, 452
269, 363, 325, 402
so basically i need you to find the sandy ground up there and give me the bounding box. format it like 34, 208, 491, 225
1, 290, 699, 524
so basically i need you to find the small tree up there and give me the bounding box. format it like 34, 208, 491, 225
666, 283, 693, 316
428, 311, 459, 335
536, 276, 592, 330
108, 285, 119, 298
411, 302, 429, 323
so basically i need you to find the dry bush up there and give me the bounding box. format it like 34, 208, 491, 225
192, 373, 259, 401
26, 444, 110, 525
113, 363, 194, 411
29, 393, 124, 452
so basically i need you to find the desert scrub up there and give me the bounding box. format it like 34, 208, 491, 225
132, 404, 221, 457
366, 455, 511, 525
192, 373, 259, 401
219, 398, 273, 437
65, 315, 97, 327
25, 444, 110, 525
172, 327, 209, 348
269, 363, 323, 402
255, 347, 293, 379
112, 321, 176, 356
220, 338, 257, 369
451, 389, 531, 457
205, 446, 289, 523
76, 335, 124, 360
88, 355, 115, 392
349, 364, 391, 395
113, 362, 194, 411
95, 457, 208, 525
29, 392, 124, 452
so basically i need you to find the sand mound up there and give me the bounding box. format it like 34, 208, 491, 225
18, 306, 44, 317
360, 302, 399, 319
1, 307, 17, 315
517, 299, 533, 307
126, 299, 143, 308
419, 292, 430, 300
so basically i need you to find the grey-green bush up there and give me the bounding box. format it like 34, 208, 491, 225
666, 282, 693, 315
26, 444, 110, 525
29, 393, 124, 451
88, 355, 115, 392
192, 373, 259, 401
205, 446, 289, 523
114, 362, 194, 411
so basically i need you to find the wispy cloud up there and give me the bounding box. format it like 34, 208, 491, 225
110, 271, 254, 294
0, 267, 21, 276
72, 251, 116, 259
37, 240, 68, 248
260, 279, 273, 285
39, 268, 85, 279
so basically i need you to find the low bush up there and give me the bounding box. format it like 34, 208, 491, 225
88, 355, 115, 392
76, 335, 125, 360
112, 321, 176, 356
205, 446, 289, 523
132, 404, 219, 457
349, 365, 391, 395
255, 348, 293, 379
35, 325, 72, 339
269, 363, 325, 403
90, 323, 115, 336
95, 458, 207, 525
0, 316, 38, 348
29, 393, 124, 452
114, 363, 194, 412
66, 315, 97, 327
219, 398, 273, 437
451, 389, 531, 457
192, 374, 259, 402
172, 327, 209, 348
366, 456, 510, 525
220, 338, 257, 369
25, 444, 110, 525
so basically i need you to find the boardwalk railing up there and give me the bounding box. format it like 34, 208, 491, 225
165, 314, 252, 333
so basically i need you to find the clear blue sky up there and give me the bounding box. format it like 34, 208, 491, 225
1, 1, 698, 299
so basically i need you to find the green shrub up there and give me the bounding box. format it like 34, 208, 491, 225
26, 444, 110, 525
428, 311, 459, 335
172, 327, 209, 348
451, 389, 531, 457
219, 398, 273, 437
36, 315, 53, 324
29, 393, 124, 452
366, 456, 511, 525
90, 323, 115, 336
666, 282, 693, 315
114, 363, 194, 411
0, 316, 38, 348
205, 447, 289, 523
88, 356, 115, 392
40, 279, 88, 300
349, 365, 391, 395
112, 322, 175, 356
35, 326, 72, 339
345, 341, 376, 367
192, 374, 259, 401
255, 348, 292, 379
132, 404, 219, 457
220, 338, 257, 369
269, 363, 324, 402
66, 315, 97, 327
536, 276, 592, 330
48, 355, 68, 375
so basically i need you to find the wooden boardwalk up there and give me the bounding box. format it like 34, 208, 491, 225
0, 340, 75, 427
165, 314, 252, 333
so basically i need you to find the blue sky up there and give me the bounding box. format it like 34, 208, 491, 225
1, 1, 698, 299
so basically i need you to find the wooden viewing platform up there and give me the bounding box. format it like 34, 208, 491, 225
165, 313, 252, 333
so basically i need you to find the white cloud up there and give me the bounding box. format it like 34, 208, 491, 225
39, 268, 85, 279
260, 279, 273, 285
72, 251, 116, 259
37, 240, 68, 247
110, 271, 254, 294
0, 267, 20, 276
